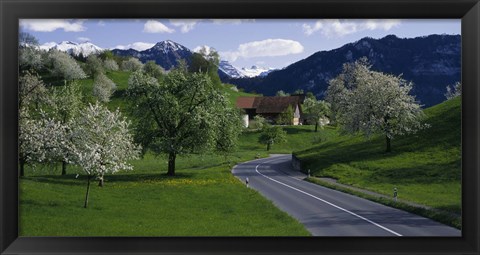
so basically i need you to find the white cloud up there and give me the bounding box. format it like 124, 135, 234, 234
169, 19, 199, 33
114, 42, 155, 51
220, 39, 304, 62
302, 19, 401, 37
77, 37, 91, 42
20, 19, 86, 32
193, 45, 216, 55
143, 20, 175, 33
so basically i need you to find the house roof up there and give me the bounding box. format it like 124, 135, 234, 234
236, 97, 259, 109
236, 95, 303, 114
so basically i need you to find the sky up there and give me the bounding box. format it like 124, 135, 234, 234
20, 19, 460, 70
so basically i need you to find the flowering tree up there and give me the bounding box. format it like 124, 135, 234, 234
50, 81, 83, 175
127, 69, 242, 176
121, 57, 143, 72
85, 55, 104, 78
92, 72, 116, 103
19, 70, 50, 110
18, 71, 51, 176
48, 50, 87, 80
326, 59, 426, 152
104, 59, 119, 72
19, 109, 70, 176
142, 60, 164, 78
71, 102, 140, 208
445, 82, 461, 99
303, 98, 331, 132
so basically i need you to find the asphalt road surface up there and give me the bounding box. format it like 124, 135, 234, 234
232, 154, 461, 237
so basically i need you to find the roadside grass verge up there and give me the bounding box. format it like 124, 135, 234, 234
20, 152, 310, 236
294, 97, 461, 226
305, 177, 461, 229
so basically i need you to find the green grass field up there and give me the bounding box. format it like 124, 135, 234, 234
20, 152, 310, 236
21, 70, 462, 235
295, 97, 461, 216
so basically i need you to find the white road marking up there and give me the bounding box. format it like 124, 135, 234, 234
255, 158, 403, 237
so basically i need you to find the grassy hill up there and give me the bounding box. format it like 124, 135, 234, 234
294, 97, 461, 219
21, 69, 461, 234
20, 70, 314, 236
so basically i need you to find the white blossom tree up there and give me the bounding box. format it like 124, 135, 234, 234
19, 32, 44, 71
445, 82, 461, 99
326, 59, 426, 152
19, 47, 44, 71
303, 98, 331, 132
121, 57, 143, 72
19, 70, 50, 110
50, 81, 84, 175
70, 102, 140, 208
92, 72, 116, 103
48, 50, 87, 80
19, 109, 71, 176
142, 60, 164, 78
18, 71, 51, 176
104, 59, 119, 72
85, 55, 104, 78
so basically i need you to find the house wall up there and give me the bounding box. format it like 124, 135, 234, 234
293, 117, 300, 125
242, 114, 249, 128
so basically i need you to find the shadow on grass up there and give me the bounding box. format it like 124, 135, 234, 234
296, 129, 460, 185
21, 172, 196, 186
282, 127, 315, 135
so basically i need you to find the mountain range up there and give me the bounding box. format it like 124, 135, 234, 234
111, 41, 275, 78
41, 34, 461, 107
39, 41, 103, 57
225, 34, 460, 107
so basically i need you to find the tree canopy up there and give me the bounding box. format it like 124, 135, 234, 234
303, 98, 331, 132
258, 126, 287, 151
326, 58, 426, 152
127, 67, 242, 176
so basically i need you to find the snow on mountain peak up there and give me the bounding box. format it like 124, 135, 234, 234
240, 65, 275, 78
39, 41, 103, 56
152, 40, 189, 53
219, 60, 275, 79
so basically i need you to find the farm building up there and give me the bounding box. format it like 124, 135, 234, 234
236, 95, 304, 127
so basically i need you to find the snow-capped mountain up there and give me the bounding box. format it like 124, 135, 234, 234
40, 41, 104, 57
112, 40, 192, 70
240, 65, 276, 78
218, 60, 276, 79
218, 60, 245, 79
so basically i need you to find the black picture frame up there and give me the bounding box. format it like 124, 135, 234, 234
1, 0, 479, 254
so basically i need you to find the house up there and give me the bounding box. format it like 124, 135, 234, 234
236, 95, 304, 127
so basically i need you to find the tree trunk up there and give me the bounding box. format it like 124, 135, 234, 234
315, 122, 319, 132
386, 135, 391, 153
267, 143, 271, 151
84, 175, 92, 208
98, 175, 104, 187
20, 160, 25, 177
61, 161, 67, 175
167, 152, 176, 176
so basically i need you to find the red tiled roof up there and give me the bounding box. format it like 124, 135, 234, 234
256, 96, 301, 114
236, 95, 302, 114
236, 97, 259, 109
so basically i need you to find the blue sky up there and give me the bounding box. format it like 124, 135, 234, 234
20, 19, 460, 69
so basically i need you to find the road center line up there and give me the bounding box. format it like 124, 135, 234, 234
255, 159, 403, 237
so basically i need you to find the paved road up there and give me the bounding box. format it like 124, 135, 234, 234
232, 154, 461, 237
